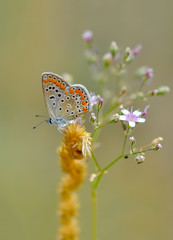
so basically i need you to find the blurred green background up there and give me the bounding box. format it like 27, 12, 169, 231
0, 0, 173, 239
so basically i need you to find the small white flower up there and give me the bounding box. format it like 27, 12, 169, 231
119, 108, 145, 127
135, 154, 145, 164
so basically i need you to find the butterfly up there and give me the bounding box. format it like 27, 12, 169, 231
41, 72, 91, 129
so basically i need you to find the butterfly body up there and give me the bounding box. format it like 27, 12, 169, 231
42, 72, 91, 128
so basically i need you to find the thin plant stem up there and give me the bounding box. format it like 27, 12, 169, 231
126, 147, 153, 156
102, 154, 123, 172
91, 189, 97, 240
90, 127, 129, 240
90, 150, 102, 172
92, 121, 111, 139
122, 128, 129, 155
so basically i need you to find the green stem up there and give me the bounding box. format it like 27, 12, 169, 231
92, 189, 97, 240
92, 121, 111, 139
127, 147, 153, 156
90, 150, 102, 172
122, 129, 129, 155
90, 128, 129, 240
102, 154, 123, 172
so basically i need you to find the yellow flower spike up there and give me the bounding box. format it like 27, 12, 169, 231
57, 124, 92, 240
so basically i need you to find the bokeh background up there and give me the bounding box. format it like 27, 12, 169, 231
0, 1, 173, 240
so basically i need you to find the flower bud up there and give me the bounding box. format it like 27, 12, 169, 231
118, 86, 127, 97
135, 154, 145, 164
156, 86, 170, 95
98, 95, 103, 108
129, 136, 136, 146
152, 143, 162, 151
133, 44, 142, 57
124, 47, 133, 63
110, 113, 119, 123
90, 113, 97, 124
142, 105, 150, 118
135, 66, 153, 80
103, 52, 112, 67
110, 41, 118, 57
152, 137, 163, 145
148, 89, 158, 97
145, 68, 153, 79
82, 30, 93, 43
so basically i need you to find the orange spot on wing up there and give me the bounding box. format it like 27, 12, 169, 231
52, 80, 57, 84
75, 89, 80, 93
79, 91, 83, 96
69, 89, 74, 94
83, 107, 87, 112
82, 101, 87, 106
65, 91, 68, 95
56, 82, 61, 86
81, 96, 85, 100
48, 78, 52, 82
60, 84, 66, 89
43, 79, 48, 83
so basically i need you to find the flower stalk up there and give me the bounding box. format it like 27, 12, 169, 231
58, 124, 91, 240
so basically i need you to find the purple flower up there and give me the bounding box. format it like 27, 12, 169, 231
145, 68, 153, 79
82, 30, 93, 43
119, 108, 145, 127
90, 94, 98, 107
133, 45, 142, 57
90, 94, 103, 108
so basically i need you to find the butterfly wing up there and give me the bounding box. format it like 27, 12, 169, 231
42, 72, 91, 124
55, 84, 91, 122
42, 72, 71, 121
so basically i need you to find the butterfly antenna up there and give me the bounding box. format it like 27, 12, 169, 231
33, 119, 47, 129
35, 114, 48, 118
